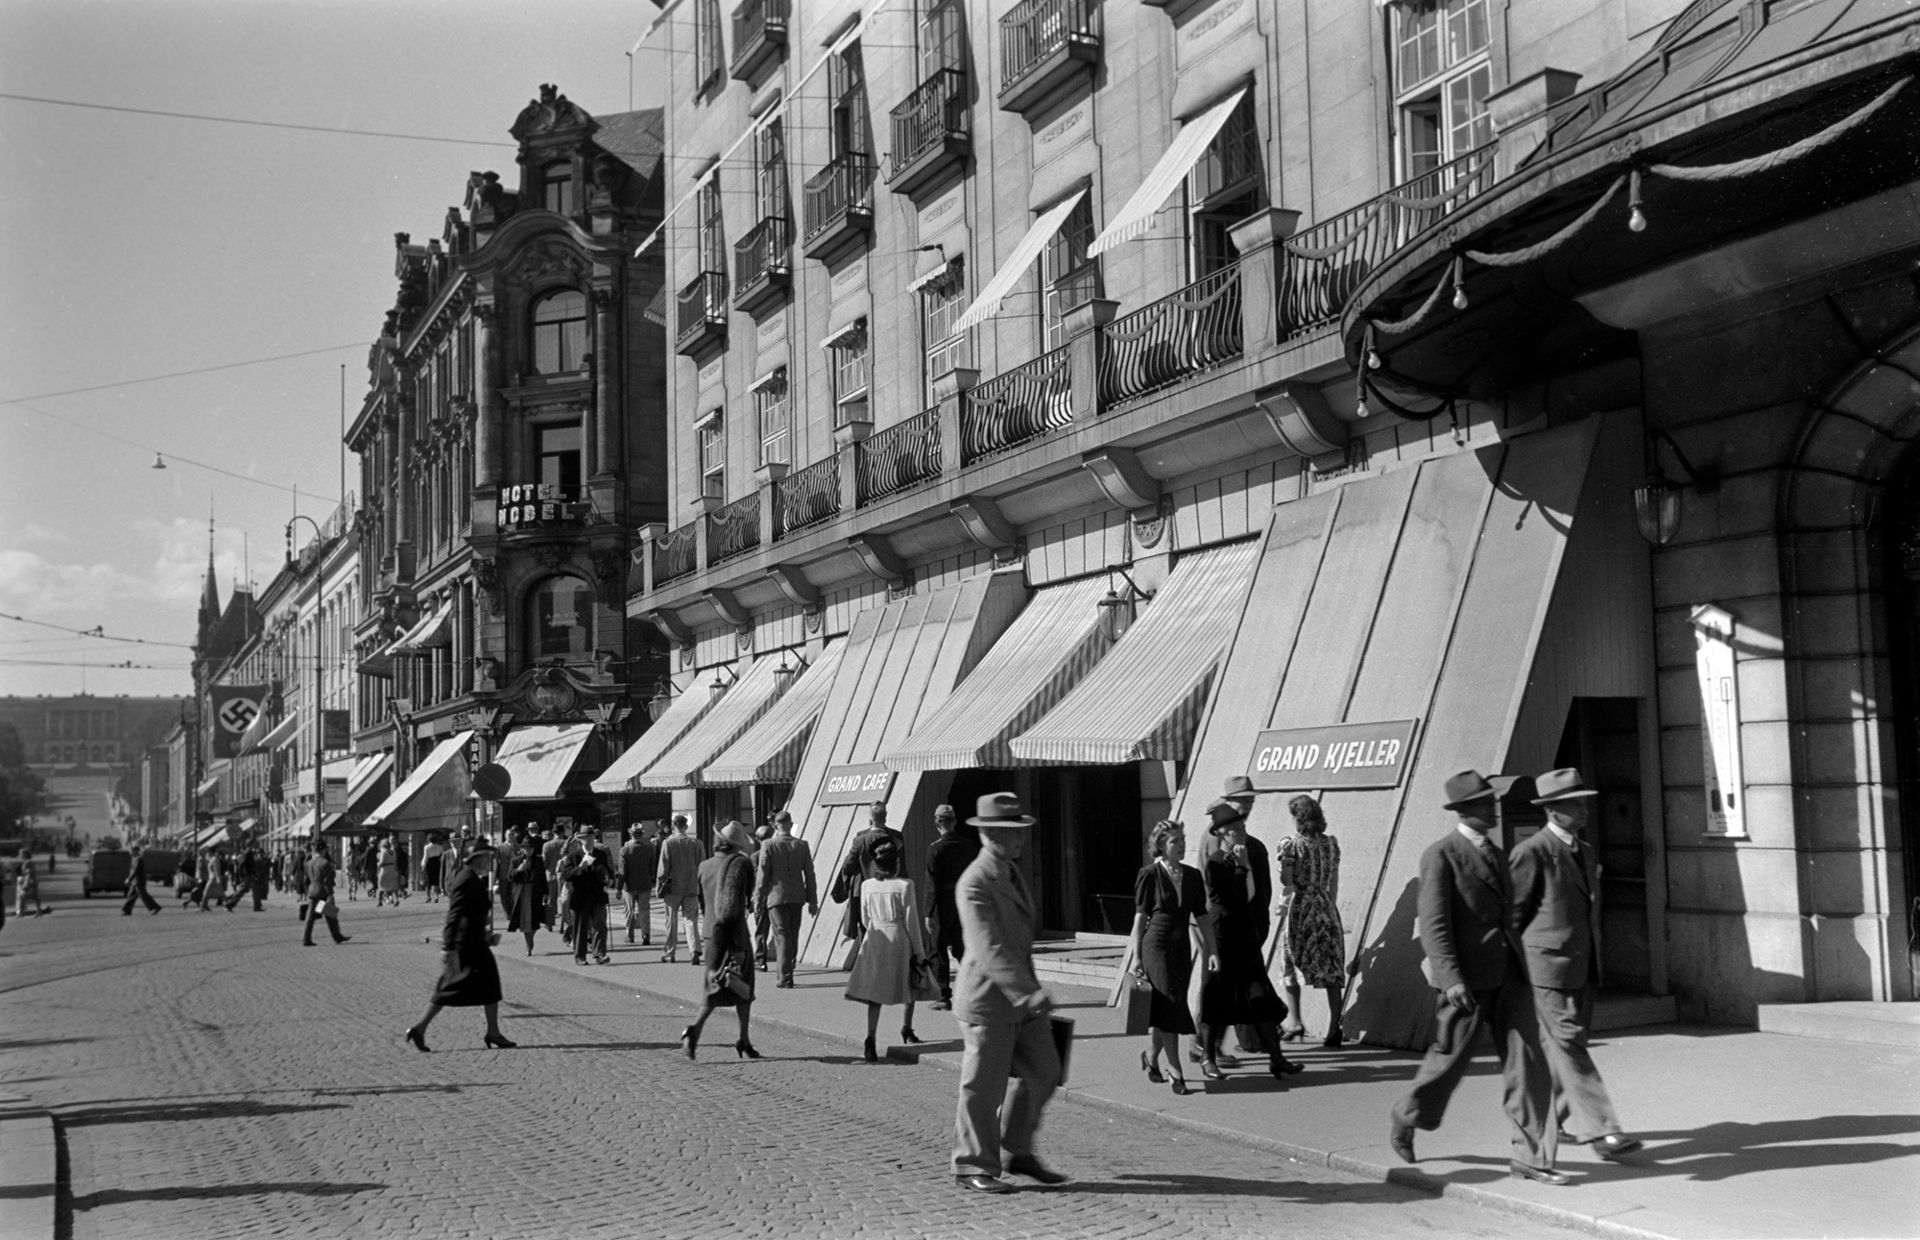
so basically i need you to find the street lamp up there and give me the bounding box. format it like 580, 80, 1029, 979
287, 514, 326, 842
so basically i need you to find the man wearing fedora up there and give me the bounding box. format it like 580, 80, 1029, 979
1388, 770, 1561, 1184
949, 793, 1066, 1193
753, 809, 818, 988
1512, 768, 1643, 1162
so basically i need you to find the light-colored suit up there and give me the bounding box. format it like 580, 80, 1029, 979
1510, 825, 1624, 1141
950, 847, 1061, 1176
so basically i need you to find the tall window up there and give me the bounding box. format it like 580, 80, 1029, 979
529, 576, 595, 662
542, 161, 575, 215
1394, 0, 1492, 181
699, 411, 726, 499
537, 422, 583, 499
921, 260, 971, 405
755, 368, 790, 466
830, 319, 870, 426
828, 45, 869, 159
1041, 197, 1099, 352
756, 118, 788, 222
696, 177, 725, 273
694, 0, 725, 96
920, 0, 966, 77
531, 289, 588, 373
1187, 94, 1264, 279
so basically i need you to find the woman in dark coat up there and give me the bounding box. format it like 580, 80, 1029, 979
506, 832, 547, 956
1197, 796, 1300, 1081
680, 822, 760, 1060
1127, 820, 1218, 1095
404, 840, 513, 1052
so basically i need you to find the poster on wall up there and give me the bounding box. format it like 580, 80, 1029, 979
1691, 603, 1745, 837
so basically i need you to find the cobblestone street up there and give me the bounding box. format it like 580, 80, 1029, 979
0, 875, 1586, 1240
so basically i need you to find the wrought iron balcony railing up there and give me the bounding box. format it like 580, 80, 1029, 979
889, 68, 969, 183
675, 270, 729, 352
730, 0, 789, 80
773, 455, 841, 540
962, 348, 1073, 465
1097, 264, 1243, 407
708, 493, 762, 565
733, 217, 791, 312
654, 520, 699, 586
856, 408, 944, 506
804, 154, 875, 251
1000, 0, 1099, 94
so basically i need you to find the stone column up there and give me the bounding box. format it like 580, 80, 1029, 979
592, 286, 621, 481
473, 303, 504, 487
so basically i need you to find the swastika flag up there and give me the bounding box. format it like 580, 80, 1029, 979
210, 685, 268, 759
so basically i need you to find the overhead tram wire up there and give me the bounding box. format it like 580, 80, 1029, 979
0, 612, 197, 649
0, 92, 515, 149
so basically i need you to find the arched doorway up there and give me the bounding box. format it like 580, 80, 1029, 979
1883, 461, 1920, 980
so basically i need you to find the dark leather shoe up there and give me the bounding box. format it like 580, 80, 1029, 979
954, 1174, 1011, 1194
1389, 1124, 1417, 1164
1006, 1156, 1066, 1184
1592, 1134, 1644, 1161
1509, 1162, 1570, 1186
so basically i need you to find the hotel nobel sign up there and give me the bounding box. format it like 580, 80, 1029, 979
496, 482, 582, 531
1245, 719, 1420, 791
818, 763, 897, 807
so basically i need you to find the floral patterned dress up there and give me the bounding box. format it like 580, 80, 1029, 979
1279, 833, 1344, 989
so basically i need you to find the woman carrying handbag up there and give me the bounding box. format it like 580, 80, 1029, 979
843, 839, 929, 1063
680, 822, 760, 1061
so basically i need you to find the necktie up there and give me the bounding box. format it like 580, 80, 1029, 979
1009, 863, 1031, 912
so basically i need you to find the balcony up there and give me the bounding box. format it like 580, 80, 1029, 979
1097, 266, 1243, 407
733, 217, 792, 317
654, 520, 699, 586
675, 270, 728, 360
773, 455, 841, 540
856, 407, 944, 506
708, 493, 762, 566
730, 0, 788, 83
963, 349, 1073, 465
998, 0, 1099, 116
1277, 144, 1495, 340
887, 69, 970, 200
803, 155, 875, 266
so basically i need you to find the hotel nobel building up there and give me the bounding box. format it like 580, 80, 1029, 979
600, 0, 1909, 1043
345, 88, 671, 862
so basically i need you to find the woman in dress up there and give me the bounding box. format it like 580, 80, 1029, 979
404, 839, 514, 1052
680, 821, 760, 1061
506, 831, 547, 956
376, 839, 402, 907
421, 836, 446, 902
843, 839, 927, 1063
196, 850, 228, 912
1127, 821, 1218, 1095
1277, 794, 1347, 1047
1197, 795, 1301, 1081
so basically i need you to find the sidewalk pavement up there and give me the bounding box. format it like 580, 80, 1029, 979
511, 915, 1919, 1240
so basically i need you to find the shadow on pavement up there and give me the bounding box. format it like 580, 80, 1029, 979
520, 1041, 682, 1052
58, 1100, 349, 1127
1595, 1115, 1920, 1183
70, 1181, 386, 1210
0, 1037, 97, 1050
1055, 1173, 1419, 1203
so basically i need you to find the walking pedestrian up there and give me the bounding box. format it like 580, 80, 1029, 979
752, 809, 816, 988
301, 841, 352, 947
561, 842, 615, 965
404, 839, 515, 1053
678, 821, 761, 1061
225, 843, 268, 911
422, 835, 446, 902
360, 838, 379, 901
833, 801, 902, 945
375, 838, 402, 907
656, 814, 706, 964
175, 852, 195, 901
619, 824, 658, 945
949, 793, 1066, 1193
844, 838, 928, 1062
1512, 768, 1643, 1163
195, 850, 227, 912
922, 804, 978, 1011
290, 844, 311, 918
1387, 770, 1561, 1183
752, 822, 775, 969
121, 844, 163, 915
1127, 820, 1217, 1097
14, 856, 45, 917
1196, 793, 1299, 1081
506, 830, 548, 956
345, 841, 365, 901
1276, 795, 1347, 1048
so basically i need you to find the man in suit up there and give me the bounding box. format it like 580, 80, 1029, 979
922, 804, 979, 1011
121, 844, 162, 915
1513, 768, 1643, 1161
301, 841, 351, 947
835, 801, 904, 943
949, 793, 1066, 1193
1388, 770, 1561, 1184
620, 824, 658, 946
753, 810, 818, 988
656, 814, 706, 964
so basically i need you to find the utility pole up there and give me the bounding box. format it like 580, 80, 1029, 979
287, 515, 325, 843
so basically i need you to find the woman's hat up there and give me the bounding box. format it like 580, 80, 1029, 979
1442, 769, 1498, 810
1531, 768, 1599, 804
718, 821, 758, 853
967, 792, 1036, 828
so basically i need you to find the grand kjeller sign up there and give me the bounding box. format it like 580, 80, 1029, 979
1245, 719, 1419, 791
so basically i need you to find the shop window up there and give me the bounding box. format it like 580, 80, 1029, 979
1393, 0, 1492, 182
755, 368, 790, 466
542, 161, 575, 215
528, 576, 596, 663
694, 0, 725, 97
830, 319, 870, 426
1187, 93, 1264, 280
1041, 196, 1100, 352
921, 260, 971, 406
699, 411, 726, 499
537, 422, 583, 499
530, 289, 588, 374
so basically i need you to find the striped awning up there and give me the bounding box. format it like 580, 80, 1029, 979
493, 724, 595, 800
192, 820, 229, 849
696, 642, 845, 786
1011, 542, 1260, 765
589, 678, 720, 793
952, 189, 1088, 333
639, 654, 790, 789
882, 575, 1113, 772
1088, 86, 1249, 256
195, 766, 227, 798
364, 731, 473, 832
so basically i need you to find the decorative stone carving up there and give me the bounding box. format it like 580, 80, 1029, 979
589, 549, 626, 606
504, 241, 588, 289
510, 84, 595, 142
1132, 502, 1170, 550
471, 557, 503, 615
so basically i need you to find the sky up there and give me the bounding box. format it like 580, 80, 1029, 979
0, 0, 666, 702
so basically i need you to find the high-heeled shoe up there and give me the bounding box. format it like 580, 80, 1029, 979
1170, 1077, 1191, 1096
1279, 1027, 1306, 1042
1140, 1050, 1165, 1084
1269, 1056, 1305, 1079
483, 1032, 517, 1050
900, 1025, 922, 1045
403, 1026, 430, 1053
1323, 1029, 1344, 1049
1199, 1058, 1224, 1080
735, 1040, 762, 1059
863, 1036, 879, 1064
680, 1024, 700, 1060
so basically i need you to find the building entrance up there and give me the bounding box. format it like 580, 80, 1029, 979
1885, 468, 1920, 986
1554, 697, 1656, 994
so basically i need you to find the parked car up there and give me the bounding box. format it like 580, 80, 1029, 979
84, 847, 132, 896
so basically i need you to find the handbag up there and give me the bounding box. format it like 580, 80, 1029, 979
654, 871, 672, 899
715, 950, 753, 1000
1123, 971, 1153, 1037
1049, 1016, 1075, 1085
909, 956, 940, 1003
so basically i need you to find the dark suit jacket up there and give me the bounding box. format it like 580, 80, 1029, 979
1509, 828, 1600, 991
1416, 830, 1524, 992
306, 854, 337, 901
620, 838, 658, 893
754, 833, 816, 908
